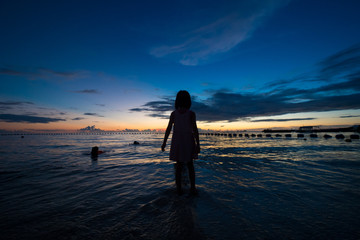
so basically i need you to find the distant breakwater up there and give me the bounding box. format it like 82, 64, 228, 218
201, 132, 360, 140
264, 126, 360, 133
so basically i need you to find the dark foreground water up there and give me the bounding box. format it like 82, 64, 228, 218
1, 133, 360, 240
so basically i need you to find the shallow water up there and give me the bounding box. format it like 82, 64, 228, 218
1, 133, 360, 239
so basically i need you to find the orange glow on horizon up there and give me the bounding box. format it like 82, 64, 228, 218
1, 110, 359, 132
2, 119, 359, 133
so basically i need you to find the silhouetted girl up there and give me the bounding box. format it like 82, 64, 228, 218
161, 90, 200, 195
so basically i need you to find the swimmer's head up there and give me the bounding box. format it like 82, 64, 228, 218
91, 146, 99, 155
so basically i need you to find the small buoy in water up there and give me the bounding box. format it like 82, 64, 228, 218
350, 134, 359, 140
345, 139, 352, 142
323, 134, 332, 139
133, 141, 140, 145
336, 134, 345, 139
21, 136, 24, 138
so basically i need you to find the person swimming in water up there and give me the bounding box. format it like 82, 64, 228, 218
91, 146, 104, 157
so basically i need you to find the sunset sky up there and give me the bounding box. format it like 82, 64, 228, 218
1, 0, 360, 131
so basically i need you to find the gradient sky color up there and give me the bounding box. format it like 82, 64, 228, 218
1, 0, 360, 131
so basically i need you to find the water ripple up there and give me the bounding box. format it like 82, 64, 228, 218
1, 134, 360, 239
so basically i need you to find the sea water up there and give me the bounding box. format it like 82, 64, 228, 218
1, 133, 360, 240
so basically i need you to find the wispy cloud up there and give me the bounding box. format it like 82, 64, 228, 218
150, 1, 289, 65
0, 68, 24, 76
250, 118, 316, 122
0, 101, 34, 106
0, 114, 66, 123
0, 100, 78, 124
150, 15, 257, 66
72, 117, 86, 121
39, 68, 81, 78
84, 112, 104, 117
133, 44, 360, 122
73, 89, 101, 94
318, 44, 360, 80
266, 44, 360, 90
340, 115, 360, 118
130, 98, 173, 119
0, 101, 35, 111
0, 66, 86, 80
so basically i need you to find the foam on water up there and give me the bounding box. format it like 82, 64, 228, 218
1, 133, 360, 239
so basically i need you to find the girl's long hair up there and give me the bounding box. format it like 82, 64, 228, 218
175, 90, 191, 109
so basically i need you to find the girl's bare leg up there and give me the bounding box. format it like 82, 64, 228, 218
175, 162, 183, 195
187, 161, 197, 194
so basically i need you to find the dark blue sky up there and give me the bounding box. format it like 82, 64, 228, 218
1, 0, 360, 130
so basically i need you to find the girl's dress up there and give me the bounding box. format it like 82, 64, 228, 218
170, 109, 197, 162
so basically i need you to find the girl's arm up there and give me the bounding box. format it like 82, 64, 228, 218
191, 111, 200, 153
161, 112, 174, 151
